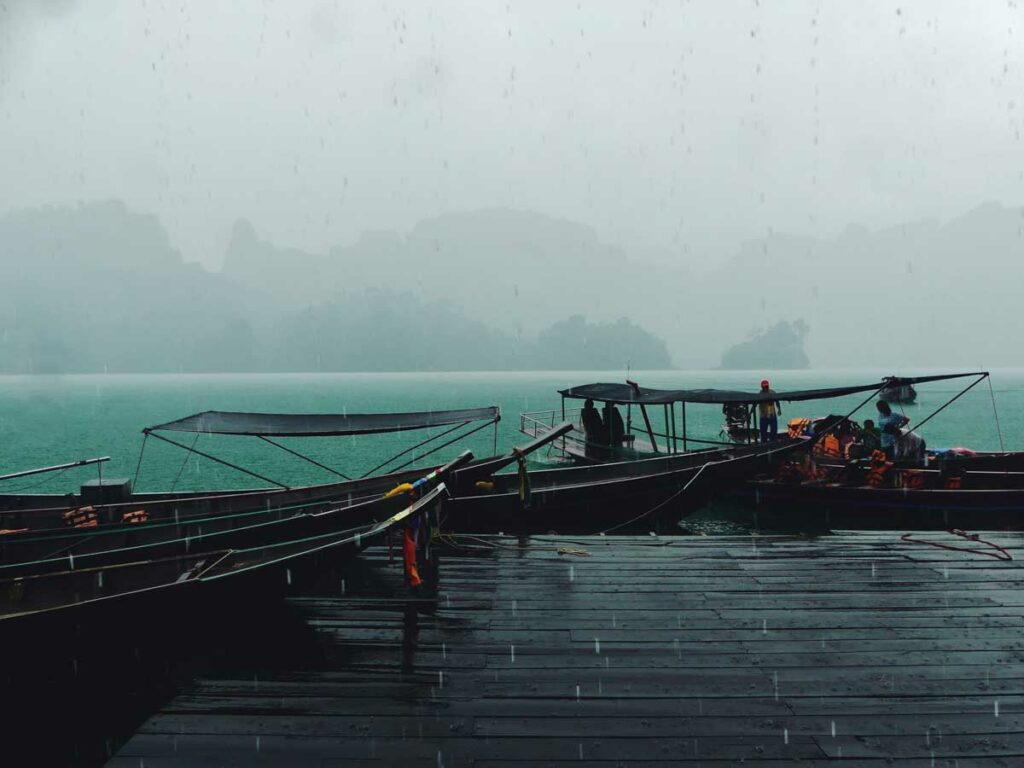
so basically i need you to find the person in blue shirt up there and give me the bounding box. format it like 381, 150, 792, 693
875, 400, 909, 456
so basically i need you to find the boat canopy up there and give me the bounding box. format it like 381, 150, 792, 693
559, 373, 987, 406
145, 406, 501, 437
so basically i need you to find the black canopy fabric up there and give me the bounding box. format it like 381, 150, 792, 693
146, 407, 500, 437
559, 373, 986, 406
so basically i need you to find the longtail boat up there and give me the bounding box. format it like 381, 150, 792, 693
740, 468, 1024, 530
439, 439, 801, 534
0, 404, 503, 516
0, 484, 447, 630
527, 372, 1024, 471
0, 423, 574, 565
0, 452, 473, 577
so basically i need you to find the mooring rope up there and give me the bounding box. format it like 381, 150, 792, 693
987, 375, 1006, 453
899, 529, 1012, 561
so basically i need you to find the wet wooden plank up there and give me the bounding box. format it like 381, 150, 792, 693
109, 532, 1024, 765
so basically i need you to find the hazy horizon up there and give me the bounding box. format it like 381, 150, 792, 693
3, 2, 1024, 372
3, 1, 1022, 269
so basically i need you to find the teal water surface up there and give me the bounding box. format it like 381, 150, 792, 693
0, 369, 1019, 495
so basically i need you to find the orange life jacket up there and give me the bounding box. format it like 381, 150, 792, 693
121, 509, 149, 524
822, 434, 841, 458
901, 469, 926, 490
944, 475, 963, 490
866, 450, 892, 487
787, 418, 812, 438
403, 526, 422, 588
63, 506, 98, 528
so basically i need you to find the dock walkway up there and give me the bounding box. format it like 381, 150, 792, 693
111, 532, 1024, 766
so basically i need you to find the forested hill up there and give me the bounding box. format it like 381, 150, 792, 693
0, 201, 670, 373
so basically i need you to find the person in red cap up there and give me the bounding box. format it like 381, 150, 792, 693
757, 379, 782, 442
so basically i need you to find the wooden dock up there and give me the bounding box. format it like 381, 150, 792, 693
109, 532, 1024, 766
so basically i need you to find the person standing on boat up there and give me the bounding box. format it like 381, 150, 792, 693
885, 423, 926, 461
875, 400, 909, 458
581, 399, 605, 459
757, 379, 782, 442
604, 403, 626, 446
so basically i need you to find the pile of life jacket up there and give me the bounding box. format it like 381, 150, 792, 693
63, 506, 98, 528
940, 466, 965, 490
813, 433, 843, 459
787, 418, 813, 439
865, 450, 893, 488
776, 452, 826, 483
121, 509, 149, 524
899, 468, 927, 490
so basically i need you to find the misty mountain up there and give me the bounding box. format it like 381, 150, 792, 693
697, 202, 1024, 368
224, 201, 1024, 369
720, 320, 810, 370
224, 208, 692, 340
0, 201, 670, 373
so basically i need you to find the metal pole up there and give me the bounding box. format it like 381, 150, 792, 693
682, 403, 688, 452
0, 456, 110, 484
907, 373, 988, 435
639, 404, 659, 454
256, 435, 352, 480
144, 430, 290, 489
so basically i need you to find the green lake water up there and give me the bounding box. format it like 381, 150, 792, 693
0, 369, 1020, 496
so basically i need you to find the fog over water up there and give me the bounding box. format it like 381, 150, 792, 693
1, 2, 1022, 370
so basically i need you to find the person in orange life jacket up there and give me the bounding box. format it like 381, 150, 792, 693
757, 379, 782, 442
876, 400, 909, 457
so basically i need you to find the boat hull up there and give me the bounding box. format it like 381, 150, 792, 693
737, 479, 1024, 530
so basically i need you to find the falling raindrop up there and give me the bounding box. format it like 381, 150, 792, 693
831, 720, 837, 738
762, 618, 767, 634
442, 643, 447, 660
438, 671, 444, 688
594, 638, 601, 654
995, 699, 1000, 717
569, 565, 575, 582
576, 684, 581, 702
512, 599, 518, 617
783, 728, 789, 744
510, 645, 515, 663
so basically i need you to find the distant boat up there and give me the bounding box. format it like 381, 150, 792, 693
879, 376, 917, 404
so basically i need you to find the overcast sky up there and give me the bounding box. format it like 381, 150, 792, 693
2, 0, 1022, 269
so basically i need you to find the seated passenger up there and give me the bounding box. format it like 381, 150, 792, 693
847, 419, 881, 459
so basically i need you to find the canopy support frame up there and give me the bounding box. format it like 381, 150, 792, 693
257, 435, 353, 481
143, 429, 290, 489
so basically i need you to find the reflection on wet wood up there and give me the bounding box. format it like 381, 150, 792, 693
112, 532, 1024, 765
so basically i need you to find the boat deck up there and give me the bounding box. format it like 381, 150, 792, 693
110, 531, 1024, 766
